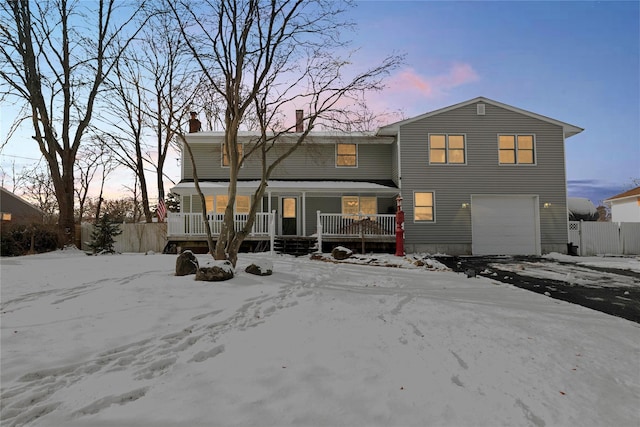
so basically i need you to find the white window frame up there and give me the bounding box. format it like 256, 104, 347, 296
221, 142, 244, 168
335, 143, 358, 168
413, 191, 435, 223
428, 134, 467, 165
497, 134, 537, 165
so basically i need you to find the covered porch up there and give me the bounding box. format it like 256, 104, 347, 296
167, 180, 399, 252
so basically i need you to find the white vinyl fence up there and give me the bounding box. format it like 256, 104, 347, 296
81, 222, 167, 253
569, 221, 640, 256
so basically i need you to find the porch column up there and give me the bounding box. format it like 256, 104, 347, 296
302, 191, 306, 236
316, 210, 322, 253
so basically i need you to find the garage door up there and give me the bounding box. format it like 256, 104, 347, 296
471, 195, 540, 255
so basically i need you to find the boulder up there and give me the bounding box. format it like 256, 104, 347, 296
245, 260, 273, 276
196, 260, 234, 282
176, 250, 199, 276
331, 246, 353, 260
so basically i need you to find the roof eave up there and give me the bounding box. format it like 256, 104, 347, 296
376, 96, 584, 138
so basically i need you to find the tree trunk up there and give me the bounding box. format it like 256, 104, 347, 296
181, 135, 216, 254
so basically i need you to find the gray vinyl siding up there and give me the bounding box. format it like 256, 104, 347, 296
182, 195, 191, 213
391, 140, 399, 185
305, 197, 340, 236
182, 142, 392, 182
400, 102, 568, 252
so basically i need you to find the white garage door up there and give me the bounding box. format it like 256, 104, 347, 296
471, 195, 540, 255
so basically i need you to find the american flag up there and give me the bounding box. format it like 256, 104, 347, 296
157, 195, 167, 222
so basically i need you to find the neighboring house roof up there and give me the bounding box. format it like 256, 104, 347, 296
0, 187, 44, 223
604, 186, 640, 203
376, 96, 584, 138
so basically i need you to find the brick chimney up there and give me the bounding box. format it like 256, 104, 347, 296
188, 111, 202, 133
295, 110, 304, 132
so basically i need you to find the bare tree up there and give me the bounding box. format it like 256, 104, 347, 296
74, 137, 117, 223
170, 0, 402, 266
97, 50, 155, 222
140, 6, 202, 215
0, 0, 149, 243
15, 163, 58, 223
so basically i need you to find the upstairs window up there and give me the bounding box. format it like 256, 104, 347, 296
499, 134, 535, 164
336, 143, 357, 167
429, 134, 466, 164
414, 192, 434, 222
222, 143, 244, 167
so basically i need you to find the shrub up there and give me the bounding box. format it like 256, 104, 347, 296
0, 223, 59, 256
87, 214, 122, 254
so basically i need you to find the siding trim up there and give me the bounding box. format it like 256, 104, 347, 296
378, 97, 583, 138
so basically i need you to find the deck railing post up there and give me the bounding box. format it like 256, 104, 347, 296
359, 212, 365, 254
270, 210, 276, 255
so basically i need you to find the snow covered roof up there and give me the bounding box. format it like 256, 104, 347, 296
567, 197, 597, 216
185, 131, 394, 145
171, 180, 400, 196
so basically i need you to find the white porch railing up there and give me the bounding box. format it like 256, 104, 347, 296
168, 212, 273, 237
317, 212, 396, 236
316, 212, 396, 253
168, 211, 396, 239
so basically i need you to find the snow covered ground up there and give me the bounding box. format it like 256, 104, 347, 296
1, 249, 639, 427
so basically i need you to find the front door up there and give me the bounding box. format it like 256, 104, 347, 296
281, 196, 298, 235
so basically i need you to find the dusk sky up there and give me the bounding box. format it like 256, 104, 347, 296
1, 1, 638, 205
346, 0, 639, 205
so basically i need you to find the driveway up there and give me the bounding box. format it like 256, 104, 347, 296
434, 255, 640, 324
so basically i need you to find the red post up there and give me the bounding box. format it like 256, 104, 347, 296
395, 195, 405, 256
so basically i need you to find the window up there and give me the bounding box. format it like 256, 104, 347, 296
216, 195, 228, 213
283, 198, 296, 218
414, 192, 434, 222
205, 194, 250, 214
341, 196, 376, 218
336, 143, 357, 167
429, 134, 466, 164
499, 134, 535, 164
222, 143, 243, 167
236, 195, 250, 214
1, 212, 11, 221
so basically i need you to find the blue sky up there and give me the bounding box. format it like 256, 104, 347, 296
346, 0, 639, 204
1, 0, 638, 205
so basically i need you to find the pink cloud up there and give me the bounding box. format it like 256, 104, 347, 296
388, 63, 479, 97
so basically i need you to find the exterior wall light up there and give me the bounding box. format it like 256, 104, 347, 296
461, 203, 470, 209
543, 202, 552, 208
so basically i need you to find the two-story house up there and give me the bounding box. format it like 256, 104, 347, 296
167, 96, 583, 255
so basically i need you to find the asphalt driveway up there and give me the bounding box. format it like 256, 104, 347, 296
434, 255, 640, 324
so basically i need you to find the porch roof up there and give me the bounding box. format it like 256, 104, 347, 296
171, 180, 400, 197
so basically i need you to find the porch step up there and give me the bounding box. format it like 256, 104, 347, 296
274, 237, 317, 256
